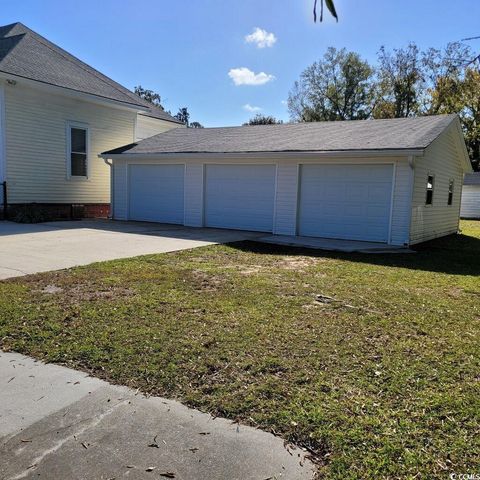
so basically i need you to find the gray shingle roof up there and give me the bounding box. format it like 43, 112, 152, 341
139, 105, 184, 124
464, 172, 480, 185
0, 22, 182, 124
103, 114, 458, 156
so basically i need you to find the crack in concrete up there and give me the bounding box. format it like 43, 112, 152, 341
0, 265, 30, 275
7, 398, 131, 480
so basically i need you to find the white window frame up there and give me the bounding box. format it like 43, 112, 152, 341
66, 121, 89, 180
425, 173, 435, 206
447, 178, 454, 206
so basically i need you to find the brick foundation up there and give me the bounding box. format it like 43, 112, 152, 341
5, 203, 110, 221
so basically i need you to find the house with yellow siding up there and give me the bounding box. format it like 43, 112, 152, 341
0, 22, 183, 219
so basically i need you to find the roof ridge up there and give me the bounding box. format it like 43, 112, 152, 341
0, 32, 27, 66
163, 114, 457, 132
422, 113, 458, 149
8, 23, 146, 107
0, 22, 22, 38
0, 23, 182, 120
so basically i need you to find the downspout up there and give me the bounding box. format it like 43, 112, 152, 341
103, 157, 114, 220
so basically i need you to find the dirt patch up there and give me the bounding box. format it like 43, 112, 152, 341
232, 257, 323, 276
41, 285, 64, 294
447, 287, 464, 298
38, 284, 135, 302
237, 265, 265, 275
276, 256, 323, 271
190, 269, 225, 292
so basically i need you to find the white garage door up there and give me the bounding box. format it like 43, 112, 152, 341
204, 164, 276, 232
128, 164, 184, 224
298, 164, 393, 242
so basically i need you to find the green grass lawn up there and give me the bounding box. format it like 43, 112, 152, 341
1, 221, 479, 479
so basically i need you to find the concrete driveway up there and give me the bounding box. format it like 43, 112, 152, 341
0, 351, 314, 479
0, 220, 261, 280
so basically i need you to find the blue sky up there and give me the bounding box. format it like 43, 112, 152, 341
3, 0, 480, 126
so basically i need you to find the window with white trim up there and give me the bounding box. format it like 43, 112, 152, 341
425, 174, 434, 205
448, 179, 454, 205
67, 125, 88, 178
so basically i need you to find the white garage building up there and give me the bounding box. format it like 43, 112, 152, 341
101, 114, 472, 246
460, 173, 480, 219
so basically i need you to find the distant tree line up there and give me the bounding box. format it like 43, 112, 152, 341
243, 114, 283, 126
135, 38, 480, 170
134, 86, 203, 128
287, 43, 480, 170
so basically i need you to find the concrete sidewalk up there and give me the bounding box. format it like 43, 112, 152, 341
0, 351, 314, 479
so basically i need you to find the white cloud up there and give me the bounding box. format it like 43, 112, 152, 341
245, 27, 277, 48
243, 103, 262, 113
228, 67, 275, 86
281, 100, 288, 105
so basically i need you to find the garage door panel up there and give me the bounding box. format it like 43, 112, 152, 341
299, 164, 393, 242
128, 164, 184, 224
205, 165, 275, 232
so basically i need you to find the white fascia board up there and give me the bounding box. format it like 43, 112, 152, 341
99, 149, 425, 162
451, 117, 473, 173
0, 73, 149, 114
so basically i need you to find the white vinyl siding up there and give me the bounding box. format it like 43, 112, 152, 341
461, 185, 480, 218
298, 164, 393, 242
135, 115, 182, 141
4, 82, 136, 204
273, 163, 299, 235
112, 158, 128, 220
389, 160, 413, 246
184, 163, 204, 226
0, 84, 6, 183
128, 164, 184, 224
409, 128, 464, 244
204, 164, 276, 232
0, 84, 6, 204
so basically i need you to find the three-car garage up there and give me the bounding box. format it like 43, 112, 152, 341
102, 115, 470, 247
124, 161, 394, 242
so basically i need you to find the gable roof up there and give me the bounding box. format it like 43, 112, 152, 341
0, 22, 182, 124
102, 114, 458, 156
464, 172, 480, 185
139, 104, 184, 124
